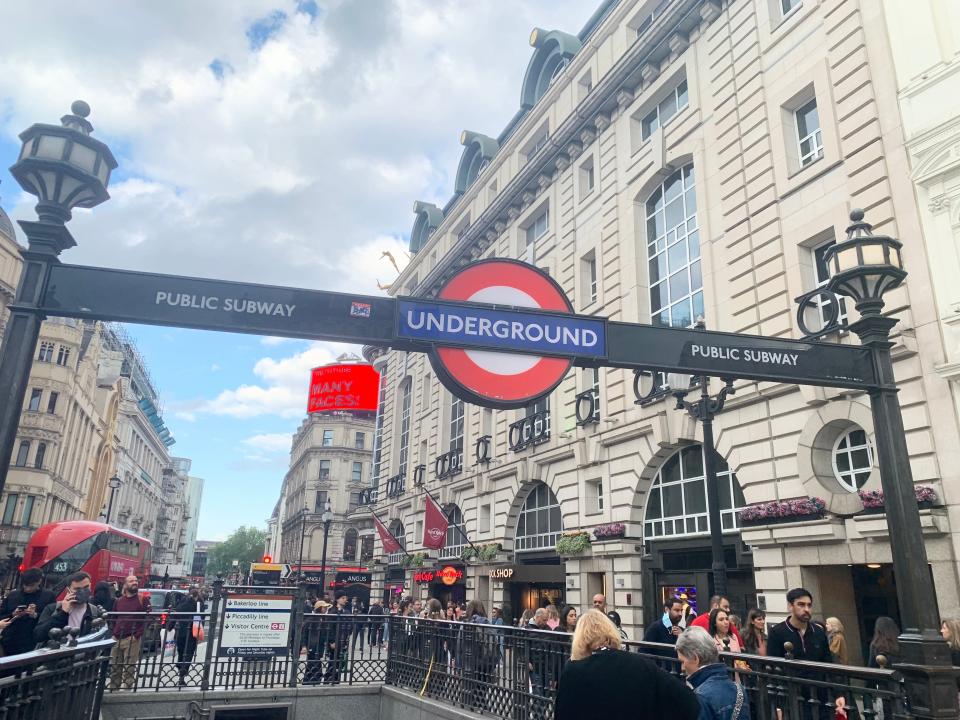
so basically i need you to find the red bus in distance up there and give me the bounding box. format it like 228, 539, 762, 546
23, 520, 151, 596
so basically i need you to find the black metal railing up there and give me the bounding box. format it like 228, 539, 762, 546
434, 449, 463, 480
386, 472, 406, 498
99, 591, 918, 720
0, 637, 113, 719
575, 388, 600, 425
508, 411, 550, 452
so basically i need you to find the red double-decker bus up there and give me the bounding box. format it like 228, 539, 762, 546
23, 521, 151, 596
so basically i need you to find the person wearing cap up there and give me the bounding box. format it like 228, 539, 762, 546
303, 600, 331, 684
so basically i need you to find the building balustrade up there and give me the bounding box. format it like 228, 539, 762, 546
386, 472, 406, 498
575, 388, 600, 426
507, 410, 550, 452
433, 449, 462, 480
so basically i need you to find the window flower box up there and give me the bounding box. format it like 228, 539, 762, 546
592, 522, 626, 540
738, 497, 826, 527
556, 531, 591, 556
857, 486, 938, 515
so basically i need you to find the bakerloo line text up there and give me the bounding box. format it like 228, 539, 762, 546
691, 344, 800, 366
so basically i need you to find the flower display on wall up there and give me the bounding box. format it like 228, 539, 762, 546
593, 522, 626, 539
738, 497, 826, 523
858, 486, 938, 510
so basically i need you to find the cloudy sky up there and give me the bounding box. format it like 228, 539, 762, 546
0, 0, 593, 540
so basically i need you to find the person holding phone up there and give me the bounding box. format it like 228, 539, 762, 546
34, 571, 105, 644
644, 596, 685, 656
0, 567, 55, 656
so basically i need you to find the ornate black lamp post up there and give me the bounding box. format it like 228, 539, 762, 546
317, 497, 333, 600
667, 356, 735, 599
105, 475, 122, 524
0, 102, 116, 496
825, 210, 956, 718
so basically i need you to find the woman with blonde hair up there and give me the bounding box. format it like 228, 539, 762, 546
554, 609, 700, 719
825, 617, 848, 664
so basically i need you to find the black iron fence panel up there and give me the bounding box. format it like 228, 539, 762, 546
97, 591, 918, 720
0, 638, 113, 720
385, 617, 570, 720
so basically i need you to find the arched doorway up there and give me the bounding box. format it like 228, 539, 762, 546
641, 445, 755, 624
507, 482, 565, 620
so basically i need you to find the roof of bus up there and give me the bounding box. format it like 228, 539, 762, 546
28, 520, 151, 548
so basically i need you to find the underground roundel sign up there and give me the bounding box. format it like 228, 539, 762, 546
425, 259, 576, 409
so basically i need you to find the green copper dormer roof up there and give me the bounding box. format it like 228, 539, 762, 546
410, 200, 444, 253
455, 131, 500, 194
521, 27, 582, 109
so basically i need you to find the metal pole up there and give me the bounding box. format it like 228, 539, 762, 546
106, 486, 117, 525
857, 315, 958, 718
0, 231, 66, 495
319, 519, 331, 600
296, 509, 308, 582
698, 376, 728, 600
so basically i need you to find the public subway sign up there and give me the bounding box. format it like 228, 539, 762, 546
307, 363, 380, 413
37, 261, 879, 393
397, 259, 607, 409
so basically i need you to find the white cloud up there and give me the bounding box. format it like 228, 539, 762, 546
199, 340, 357, 418
210, 363, 221, 371
0, 0, 591, 294
243, 433, 293, 453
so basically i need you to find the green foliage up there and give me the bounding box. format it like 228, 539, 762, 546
478, 543, 502, 561
205, 526, 269, 578
402, 552, 427, 568
556, 532, 591, 556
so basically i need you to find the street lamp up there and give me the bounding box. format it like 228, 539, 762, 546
317, 498, 333, 601
666, 356, 736, 599
0, 101, 117, 495
825, 210, 956, 717
105, 475, 122, 525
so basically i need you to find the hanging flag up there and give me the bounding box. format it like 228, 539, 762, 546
422, 492, 449, 550
372, 511, 402, 553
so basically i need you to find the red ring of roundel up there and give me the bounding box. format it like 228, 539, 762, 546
432, 260, 573, 407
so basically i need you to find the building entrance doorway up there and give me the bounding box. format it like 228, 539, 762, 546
644, 539, 755, 625
852, 563, 903, 663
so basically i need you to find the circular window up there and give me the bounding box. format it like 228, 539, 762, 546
832, 428, 873, 493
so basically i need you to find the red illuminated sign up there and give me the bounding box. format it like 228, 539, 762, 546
414, 566, 463, 585
307, 363, 380, 413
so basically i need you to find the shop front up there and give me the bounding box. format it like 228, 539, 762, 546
414, 563, 466, 605
384, 567, 406, 603
500, 557, 565, 625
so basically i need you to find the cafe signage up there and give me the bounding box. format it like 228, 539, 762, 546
414, 565, 464, 585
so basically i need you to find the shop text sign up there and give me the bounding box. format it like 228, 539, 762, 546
489, 567, 515, 579
219, 594, 293, 658
398, 300, 606, 359
308, 364, 380, 413
414, 566, 464, 584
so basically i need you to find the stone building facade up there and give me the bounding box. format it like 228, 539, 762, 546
277, 410, 376, 573
362, 0, 960, 664
0, 316, 123, 560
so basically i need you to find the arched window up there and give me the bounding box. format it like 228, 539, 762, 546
646, 164, 702, 329
644, 445, 745, 540
343, 528, 358, 561
440, 504, 468, 560
521, 29, 582, 108
833, 427, 872, 493
515, 482, 562, 552
388, 519, 406, 550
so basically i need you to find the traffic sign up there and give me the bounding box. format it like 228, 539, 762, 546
404, 259, 598, 408
280, 564, 291, 580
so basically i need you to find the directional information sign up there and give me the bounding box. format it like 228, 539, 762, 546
34, 260, 879, 396
219, 593, 293, 658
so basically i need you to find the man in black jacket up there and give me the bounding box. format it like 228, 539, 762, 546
367, 598, 385, 646
767, 587, 832, 663
173, 586, 207, 686
644, 595, 684, 648
34, 571, 104, 645
767, 587, 832, 720
0, 568, 55, 655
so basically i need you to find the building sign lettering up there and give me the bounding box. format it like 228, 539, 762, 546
489, 567, 514, 579
398, 300, 607, 359
690, 344, 799, 367
155, 292, 296, 317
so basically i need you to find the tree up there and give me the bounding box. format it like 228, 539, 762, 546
205, 526, 269, 578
